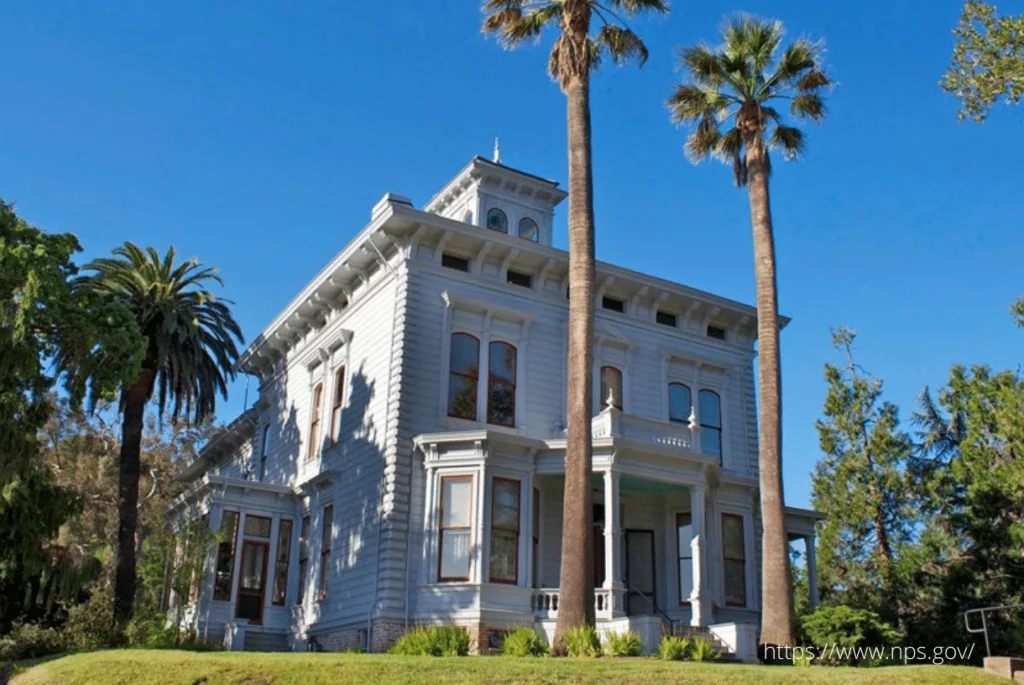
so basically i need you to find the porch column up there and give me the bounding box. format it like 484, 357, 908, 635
603, 469, 624, 617
689, 479, 711, 627
806, 533, 819, 608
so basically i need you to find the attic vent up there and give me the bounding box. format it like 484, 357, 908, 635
601, 297, 624, 313
441, 253, 470, 272
507, 270, 533, 288
656, 311, 677, 327
706, 325, 727, 341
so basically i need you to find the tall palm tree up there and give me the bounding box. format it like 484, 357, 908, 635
483, 0, 667, 650
667, 15, 831, 650
80, 243, 243, 625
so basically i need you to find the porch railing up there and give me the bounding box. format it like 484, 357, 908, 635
590, 408, 694, 451
531, 588, 615, 620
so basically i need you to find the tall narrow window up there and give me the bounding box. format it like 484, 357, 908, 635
600, 366, 623, 410
676, 512, 693, 604
518, 217, 539, 242
722, 514, 746, 606
259, 424, 270, 481
532, 488, 540, 588
318, 505, 333, 601
448, 333, 480, 420
668, 383, 692, 424
213, 511, 239, 601
438, 476, 472, 581
331, 366, 345, 443
272, 519, 293, 606
490, 478, 521, 584
699, 390, 722, 458
486, 208, 508, 233
487, 341, 517, 427
297, 515, 310, 604
307, 383, 324, 461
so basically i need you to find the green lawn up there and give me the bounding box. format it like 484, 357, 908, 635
9, 650, 1004, 685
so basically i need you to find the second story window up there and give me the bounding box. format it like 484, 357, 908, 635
487, 341, 517, 427
518, 217, 539, 242
699, 389, 722, 458
486, 208, 508, 233
448, 333, 480, 420
600, 366, 623, 410
668, 382, 692, 424
307, 383, 323, 461
258, 424, 270, 481
331, 366, 345, 443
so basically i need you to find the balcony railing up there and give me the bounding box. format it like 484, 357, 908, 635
590, 406, 695, 452
531, 588, 617, 620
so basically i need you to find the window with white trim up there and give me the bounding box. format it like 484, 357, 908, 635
677, 512, 693, 604
722, 513, 746, 606
447, 333, 479, 420
600, 366, 623, 410
489, 478, 520, 584
668, 382, 691, 424
699, 389, 722, 458
487, 342, 517, 427
307, 383, 323, 461
438, 476, 472, 581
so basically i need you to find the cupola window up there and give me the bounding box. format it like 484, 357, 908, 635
486, 208, 508, 233
518, 218, 539, 242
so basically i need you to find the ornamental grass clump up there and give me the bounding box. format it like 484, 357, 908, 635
501, 627, 549, 657
605, 631, 643, 657
563, 625, 601, 658
389, 626, 469, 657
659, 635, 691, 661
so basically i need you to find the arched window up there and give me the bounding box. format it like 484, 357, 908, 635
668, 382, 692, 424
699, 389, 722, 458
518, 217, 539, 242
463, 210, 474, 225
448, 333, 480, 420
486, 208, 508, 233
600, 366, 623, 411
487, 341, 517, 426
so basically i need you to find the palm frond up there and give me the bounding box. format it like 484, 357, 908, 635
594, 25, 649, 66
607, 0, 670, 14
679, 44, 726, 89
791, 93, 827, 122
683, 116, 722, 163
769, 124, 804, 160
667, 84, 728, 123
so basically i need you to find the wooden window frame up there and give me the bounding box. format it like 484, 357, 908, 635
532, 488, 540, 589
213, 510, 239, 601
699, 389, 722, 459
447, 333, 480, 421
272, 519, 293, 606
486, 207, 508, 233
307, 383, 324, 461
518, 217, 539, 242
486, 341, 517, 428
489, 477, 521, 585
668, 382, 692, 424
318, 505, 333, 602
722, 513, 747, 607
244, 514, 272, 539
676, 512, 693, 605
234, 539, 270, 625
259, 424, 270, 481
600, 365, 623, 411
330, 366, 345, 443
297, 515, 310, 605
438, 475, 473, 582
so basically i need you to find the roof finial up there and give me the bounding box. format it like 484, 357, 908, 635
493, 137, 501, 163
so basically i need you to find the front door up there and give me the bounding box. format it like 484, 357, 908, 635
624, 529, 656, 615
235, 540, 269, 624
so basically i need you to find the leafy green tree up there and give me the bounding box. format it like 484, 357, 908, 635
482, 0, 668, 648
812, 328, 917, 621
667, 14, 832, 648
78, 243, 243, 626
941, 1, 1024, 122
0, 200, 142, 629
1011, 295, 1023, 327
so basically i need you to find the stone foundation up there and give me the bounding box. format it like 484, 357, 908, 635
370, 619, 407, 653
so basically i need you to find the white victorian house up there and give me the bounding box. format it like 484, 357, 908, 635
170, 155, 822, 660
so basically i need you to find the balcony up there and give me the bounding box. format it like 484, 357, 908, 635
590, 405, 695, 453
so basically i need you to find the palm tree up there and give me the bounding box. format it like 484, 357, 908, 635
667, 15, 831, 650
80, 243, 243, 625
483, 0, 667, 650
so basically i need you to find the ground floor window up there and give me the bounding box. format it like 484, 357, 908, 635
213, 510, 239, 601
318, 505, 333, 601
722, 513, 746, 607
439, 476, 472, 581
489, 478, 520, 584
297, 515, 310, 604
272, 519, 293, 605
676, 512, 693, 604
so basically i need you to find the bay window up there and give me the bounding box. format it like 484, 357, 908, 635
489, 478, 520, 584
213, 510, 239, 601
318, 505, 333, 601
722, 513, 746, 606
438, 476, 472, 581
272, 519, 293, 605
297, 515, 310, 604
676, 512, 693, 604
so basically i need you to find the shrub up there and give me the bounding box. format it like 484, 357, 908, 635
389, 626, 469, 657
501, 627, 548, 657
798, 604, 901, 666
64, 587, 118, 651
563, 625, 601, 658
793, 647, 814, 667
690, 636, 720, 662
125, 613, 178, 649
604, 631, 643, 657
0, 622, 67, 661
659, 635, 691, 661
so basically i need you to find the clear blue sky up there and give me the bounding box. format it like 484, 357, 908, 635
2, 1, 1021, 509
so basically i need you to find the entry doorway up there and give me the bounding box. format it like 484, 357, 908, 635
235, 540, 269, 624
624, 529, 656, 615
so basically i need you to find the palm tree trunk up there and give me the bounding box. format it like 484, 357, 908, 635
744, 135, 795, 651
553, 71, 597, 652
113, 364, 155, 627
